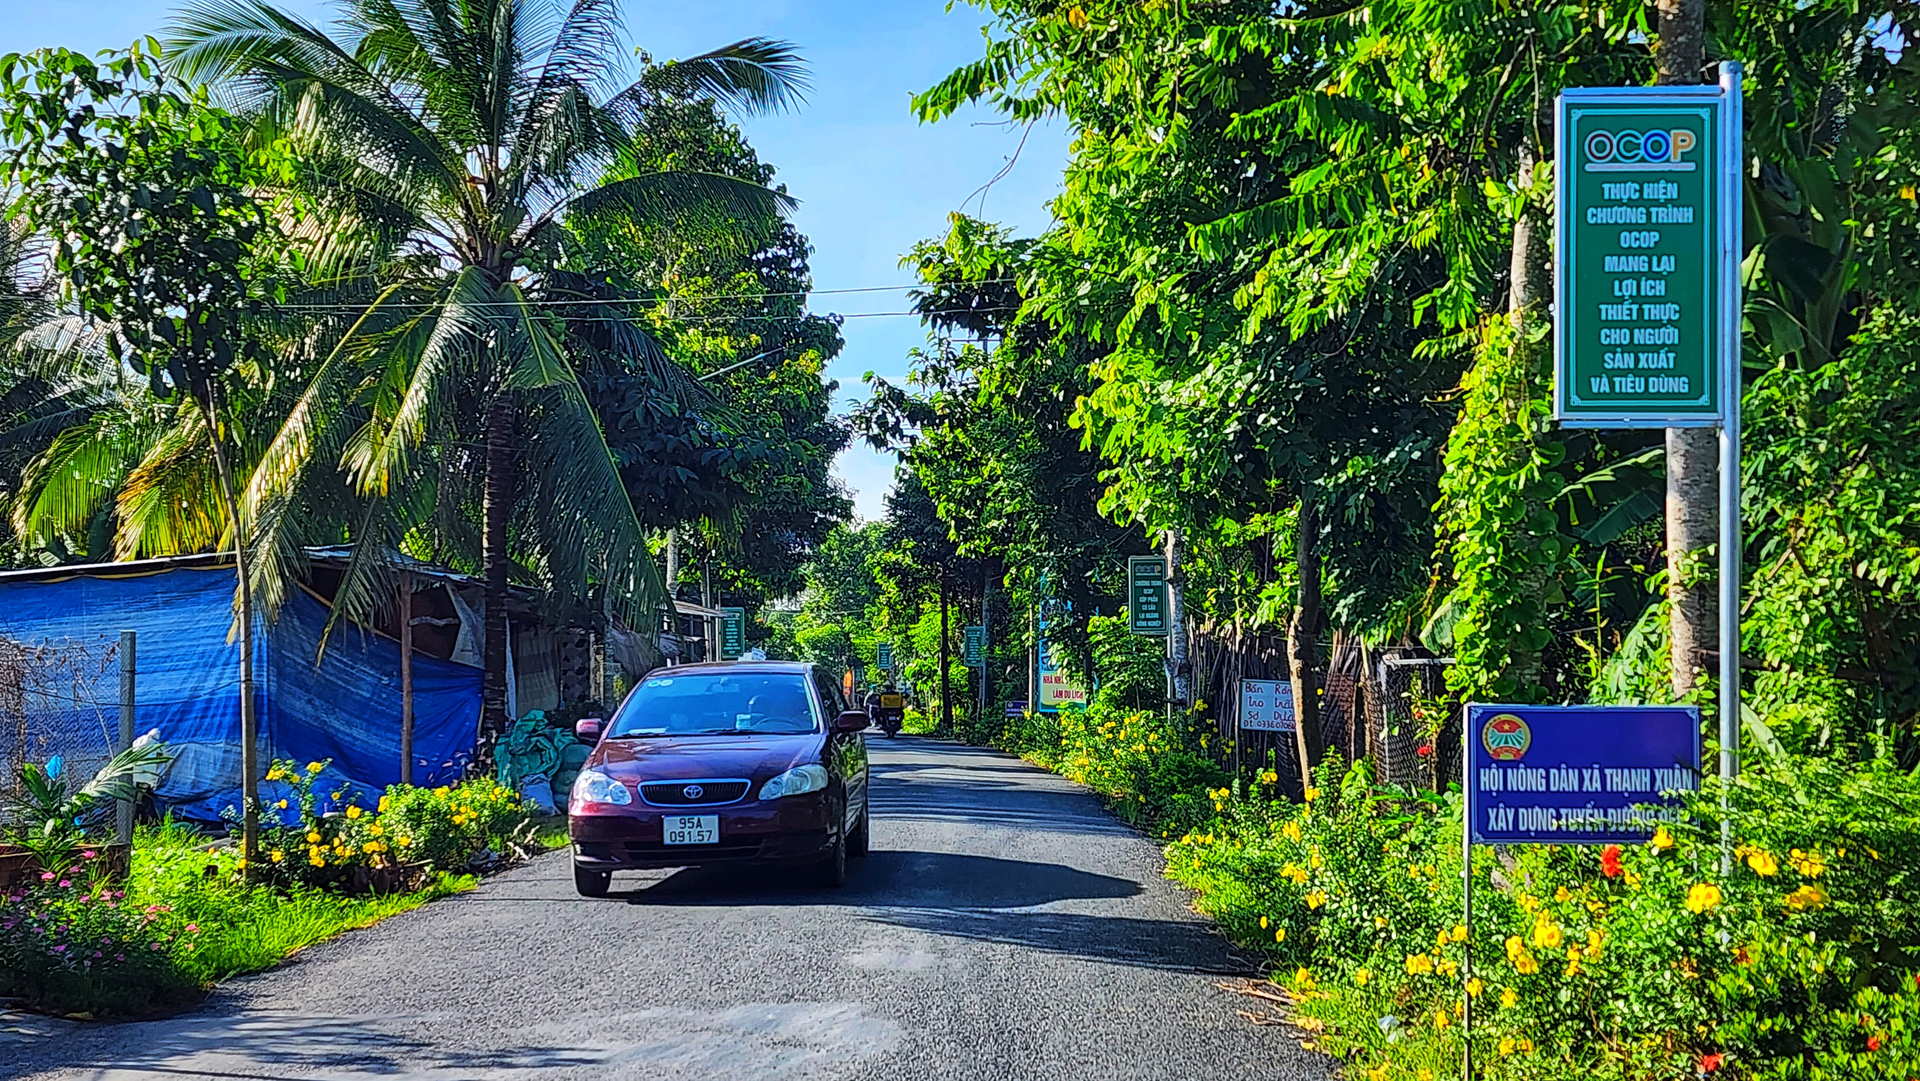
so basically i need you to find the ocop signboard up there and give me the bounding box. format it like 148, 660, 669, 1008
1466, 704, 1701, 845
1555, 83, 1738, 427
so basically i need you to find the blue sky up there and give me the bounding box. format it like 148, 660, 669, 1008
2, 1, 1068, 523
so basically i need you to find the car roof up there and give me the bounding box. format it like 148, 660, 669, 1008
652, 660, 814, 677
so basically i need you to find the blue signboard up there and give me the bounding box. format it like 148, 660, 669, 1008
1466, 704, 1701, 845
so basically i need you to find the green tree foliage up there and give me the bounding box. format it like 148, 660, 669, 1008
164, 0, 807, 737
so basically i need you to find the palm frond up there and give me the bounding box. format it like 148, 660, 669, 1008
613, 38, 810, 119
560, 169, 796, 245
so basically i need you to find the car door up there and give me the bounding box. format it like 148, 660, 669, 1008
813, 668, 868, 831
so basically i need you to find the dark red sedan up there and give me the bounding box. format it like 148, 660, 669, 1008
567, 661, 871, 896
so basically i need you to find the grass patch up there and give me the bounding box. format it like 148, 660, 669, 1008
128, 820, 476, 990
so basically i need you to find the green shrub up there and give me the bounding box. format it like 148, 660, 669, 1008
0, 852, 200, 1018
377, 776, 530, 874
1163, 753, 1920, 1080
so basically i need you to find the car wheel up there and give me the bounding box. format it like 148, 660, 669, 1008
574, 863, 611, 898
815, 829, 848, 887
848, 799, 871, 859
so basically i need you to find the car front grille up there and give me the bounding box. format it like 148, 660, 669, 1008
638, 779, 751, 806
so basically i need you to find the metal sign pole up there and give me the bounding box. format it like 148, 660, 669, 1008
1716, 61, 1744, 869
1460, 703, 1473, 1081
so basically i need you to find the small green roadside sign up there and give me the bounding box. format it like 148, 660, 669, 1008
1127, 555, 1170, 636
876, 641, 894, 672
719, 606, 747, 660
1555, 85, 1736, 427
963, 625, 986, 668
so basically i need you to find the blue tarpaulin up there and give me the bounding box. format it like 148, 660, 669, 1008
0, 563, 481, 821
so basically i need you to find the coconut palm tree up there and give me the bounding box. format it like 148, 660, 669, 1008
165, 0, 807, 740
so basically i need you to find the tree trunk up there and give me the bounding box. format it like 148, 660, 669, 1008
400, 570, 415, 786
1164, 529, 1191, 707
939, 572, 952, 736
200, 405, 257, 870
481, 395, 515, 752
1288, 498, 1325, 793
979, 560, 992, 738
1657, 0, 1717, 698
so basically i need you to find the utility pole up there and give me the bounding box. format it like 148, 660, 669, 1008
979, 560, 992, 736
1657, 0, 1717, 700
399, 571, 415, 786
116, 630, 135, 847
939, 572, 952, 736
1165, 530, 1191, 708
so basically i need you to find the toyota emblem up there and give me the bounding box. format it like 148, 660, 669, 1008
682, 784, 705, 800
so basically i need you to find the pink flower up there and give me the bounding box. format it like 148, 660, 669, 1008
185, 923, 199, 934
81, 850, 96, 859
51, 944, 66, 953
38, 873, 52, 882
114, 953, 124, 962
56, 880, 70, 888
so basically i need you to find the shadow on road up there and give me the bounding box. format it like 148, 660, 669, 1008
617, 850, 1139, 909
7, 1011, 608, 1078
863, 906, 1252, 976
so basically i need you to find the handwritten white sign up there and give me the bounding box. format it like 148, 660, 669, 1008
1239, 678, 1296, 732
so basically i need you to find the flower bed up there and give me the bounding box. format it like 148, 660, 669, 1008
1164, 754, 1920, 1080
0, 763, 533, 1019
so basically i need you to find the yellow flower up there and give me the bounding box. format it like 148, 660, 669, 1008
1282, 820, 1303, 843
1499, 1037, 1517, 1056
1304, 786, 1320, 803
1259, 769, 1278, 785
307, 761, 324, 774
1685, 882, 1724, 914
1531, 919, 1564, 951
266, 767, 284, 781
306, 831, 322, 844
308, 855, 325, 867
1466, 978, 1483, 998
1418, 1071, 1434, 1081
1505, 936, 1540, 975
346, 805, 363, 819
1354, 968, 1370, 987
1903, 183, 1917, 201
363, 841, 379, 854
1650, 826, 1675, 853
269, 849, 284, 863
1450, 923, 1469, 943
1260, 916, 1269, 929
1367, 1066, 1388, 1081
1305, 890, 1327, 910
1436, 958, 1459, 978
1292, 967, 1314, 989
1500, 986, 1518, 1009
1790, 848, 1825, 878
378, 796, 390, 813
1373, 915, 1388, 930
275, 799, 289, 810
1784, 883, 1829, 911
1273, 927, 1286, 943
1433, 1009, 1449, 1029
369, 824, 384, 837
1281, 863, 1308, 885
1553, 886, 1571, 903
1745, 849, 1779, 877
397, 836, 412, 847
1405, 952, 1435, 976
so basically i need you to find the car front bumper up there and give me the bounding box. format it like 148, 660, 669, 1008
569, 793, 835, 870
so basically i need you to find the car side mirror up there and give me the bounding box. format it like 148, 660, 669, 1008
832, 710, 869, 734
575, 717, 603, 742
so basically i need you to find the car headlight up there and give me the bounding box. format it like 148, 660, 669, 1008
758, 764, 829, 800
572, 768, 631, 806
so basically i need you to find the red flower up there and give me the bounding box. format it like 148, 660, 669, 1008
1416, 743, 1434, 757
1601, 844, 1624, 878
1868, 1034, 1883, 1052
1700, 1052, 1725, 1073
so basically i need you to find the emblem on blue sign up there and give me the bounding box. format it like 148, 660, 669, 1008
1481, 713, 1531, 761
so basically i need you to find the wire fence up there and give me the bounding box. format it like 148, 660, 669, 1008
0, 634, 123, 803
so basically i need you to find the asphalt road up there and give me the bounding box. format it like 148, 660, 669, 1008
0, 738, 1332, 1081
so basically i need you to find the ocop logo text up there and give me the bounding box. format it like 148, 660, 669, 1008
1583, 127, 1698, 172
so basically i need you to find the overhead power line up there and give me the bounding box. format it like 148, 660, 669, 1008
275, 278, 1022, 314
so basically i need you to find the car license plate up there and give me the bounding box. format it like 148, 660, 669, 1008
664, 815, 719, 845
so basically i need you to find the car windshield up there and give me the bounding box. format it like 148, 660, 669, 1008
607, 671, 820, 738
